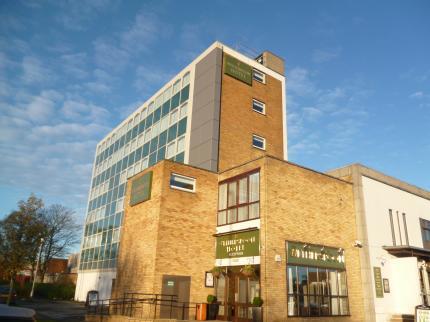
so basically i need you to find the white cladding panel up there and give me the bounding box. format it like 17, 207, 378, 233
75, 270, 116, 302
361, 175, 430, 321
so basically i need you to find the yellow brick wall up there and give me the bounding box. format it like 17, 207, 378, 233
218, 55, 284, 172
115, 160, 218, 304
220, 156, 364, 322
152, 161, 218, 304
114, 161, 166, 297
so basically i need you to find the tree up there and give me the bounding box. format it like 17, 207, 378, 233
0, 194, 45, 305
39, 204, 81, 282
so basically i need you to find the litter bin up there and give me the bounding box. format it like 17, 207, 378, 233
196, 303, 207, 321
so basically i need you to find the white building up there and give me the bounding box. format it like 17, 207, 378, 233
329, 164, 430, 322
74, 41, 287, 301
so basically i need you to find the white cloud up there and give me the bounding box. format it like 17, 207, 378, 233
287, 67, 317, 97
21, 56, 54, 84
303, 107, 323, 121
134, 65, 172, 92
61, 100, 110, 122
410, 91, 424, 99
26, 90, 62, 123
312, 47, 341, 63
61, 52, 89, 79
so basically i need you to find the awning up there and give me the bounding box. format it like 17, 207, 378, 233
383, 245, 430, 260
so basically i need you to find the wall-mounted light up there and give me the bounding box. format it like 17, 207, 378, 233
353, 240, 363, 248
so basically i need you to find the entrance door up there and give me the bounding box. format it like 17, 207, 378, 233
160, 275, 191, 319
216, 267, 260, 322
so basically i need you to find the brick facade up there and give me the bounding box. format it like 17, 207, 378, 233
218, 54, 284, 172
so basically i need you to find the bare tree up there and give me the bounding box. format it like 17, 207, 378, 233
39, 204, 81, 282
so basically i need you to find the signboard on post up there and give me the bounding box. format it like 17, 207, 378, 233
373, 266, 384, 298
216, 230, 259, 260
286, 241, 345, 270
224, 54, 253, 85
130, 171, 153, 206
416, 306, 430, 322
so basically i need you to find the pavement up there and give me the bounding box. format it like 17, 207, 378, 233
17, 298, 86, 322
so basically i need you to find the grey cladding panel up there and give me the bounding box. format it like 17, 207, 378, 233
189, 47, 222, 172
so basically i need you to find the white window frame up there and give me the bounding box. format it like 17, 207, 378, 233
252, 134, 266, 150
170, 173, 196, 193
253, 69, 266, 84
252, 99, 266, 115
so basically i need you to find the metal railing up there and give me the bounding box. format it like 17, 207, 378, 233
86, 292, 198, 320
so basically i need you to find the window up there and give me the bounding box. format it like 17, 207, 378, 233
421, 218, 430, 249
253, 69, 266, 84
217, 171, 260, 225
287, 265, 349, 316
170, 173, 196, 192
252, 134, 266, 150
252, 99, 265, 115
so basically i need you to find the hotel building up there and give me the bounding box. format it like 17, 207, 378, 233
78, 41, 429, 322
76, 41, 287, 302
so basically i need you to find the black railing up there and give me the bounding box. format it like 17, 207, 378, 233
86, 292, 198, 320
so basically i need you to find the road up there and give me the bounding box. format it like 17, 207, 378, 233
18, 298, 86, 322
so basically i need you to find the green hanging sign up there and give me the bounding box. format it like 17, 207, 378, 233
130, 171, 153, 206
224, 54, 253, 85
373, 266, 384, 298
216, 230, 259, 259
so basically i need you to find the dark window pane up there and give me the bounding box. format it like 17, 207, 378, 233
138, 120, 145, 134
128, 151, 135, 167
162, 100, 170, 117
146, 113, 153, 127
150, 137, 158, 153
126, 130, 132, 143
171, 92, 180, 109
142, 142, 150, 157
149, 152, 157, 166
135, 146, 142, 161
175, 152, 184, 163
157, 146, 165, 161
159, 130, 167, 147
298, 266, 308, 294
180, 85, 190, 103
153, 107, 161, 123
168, 124, 178, 142
177, 117, 187, 136
132, 125, 138, 139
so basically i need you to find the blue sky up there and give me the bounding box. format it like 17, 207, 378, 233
1, 0, 429, 223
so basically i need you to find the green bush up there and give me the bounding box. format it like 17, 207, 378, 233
252, 296, 263, 306
15, 283, 32, 297
34, 283, 75, 300
207, 294, 217, 303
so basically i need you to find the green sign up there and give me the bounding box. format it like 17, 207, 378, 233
224, 54, 252, 85
216, 230, 259, 259
373, 266, 384, 298
286, 241, 345, 269
130, 171, 153, 206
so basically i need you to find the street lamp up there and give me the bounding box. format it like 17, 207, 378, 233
30, 238, 44, 299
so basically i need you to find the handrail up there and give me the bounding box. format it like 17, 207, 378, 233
86, 293, 199, 320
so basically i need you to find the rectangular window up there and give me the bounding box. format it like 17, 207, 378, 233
252, 99, 265, 115
420, 218, 430, 249
252, 134, 266, 150
287, 265, 349, 317
217, 170, 260, 226
170, 173, 196, 193
253, 69, 266, 84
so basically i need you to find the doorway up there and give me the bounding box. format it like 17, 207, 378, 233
160, 275, 191, 319
215, 266, 260, 322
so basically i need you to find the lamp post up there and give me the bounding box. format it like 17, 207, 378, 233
30, 238, 44, 299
